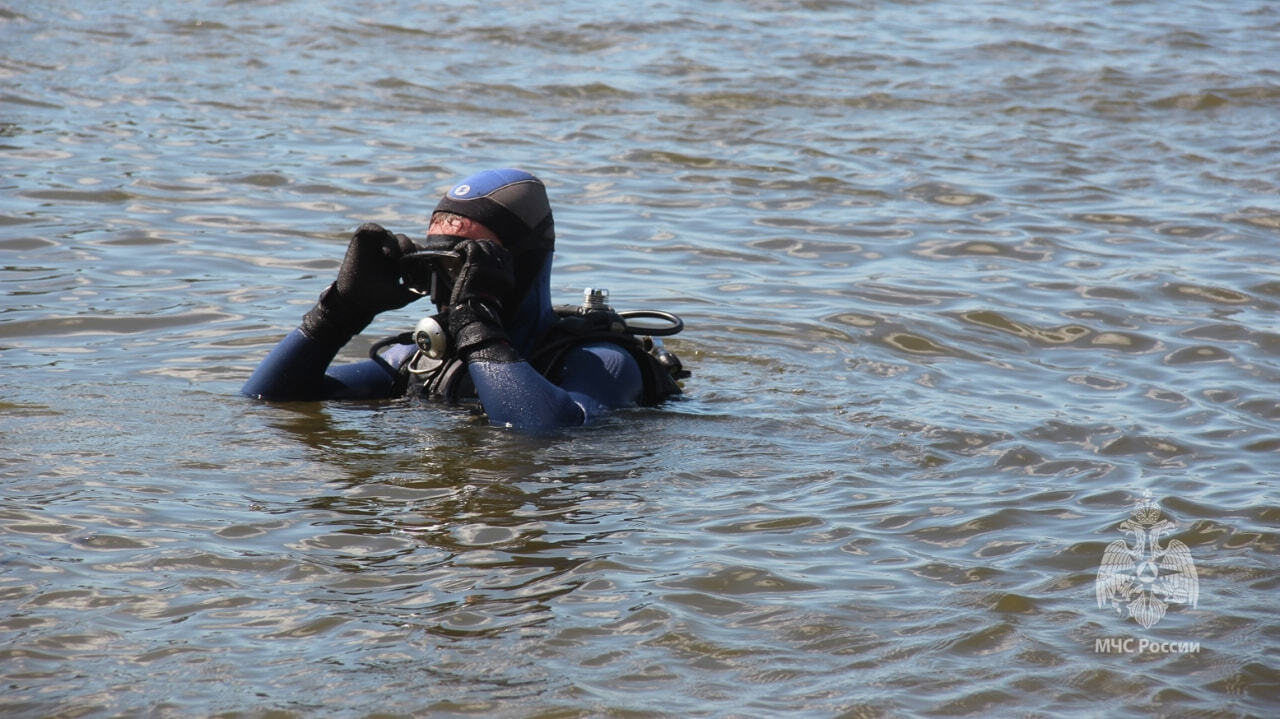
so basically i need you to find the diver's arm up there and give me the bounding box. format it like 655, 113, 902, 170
446, 239, 644, 430
241, 328, 402, 400
241, 223, 422, 401
467, 343, 643, 431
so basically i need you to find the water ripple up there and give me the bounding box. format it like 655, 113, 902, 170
3, 0, 1279, 716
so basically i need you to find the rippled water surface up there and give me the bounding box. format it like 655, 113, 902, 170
3, 1, 1279, 717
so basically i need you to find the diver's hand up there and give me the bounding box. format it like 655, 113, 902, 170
447, 239, 519, 363
300, 223, 420, 345
449, 238, 515, 308
334, 223, 419, 312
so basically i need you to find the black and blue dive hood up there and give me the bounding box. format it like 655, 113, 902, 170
431, 168, 555, 253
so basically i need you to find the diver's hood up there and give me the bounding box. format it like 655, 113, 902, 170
432, 169, 558, 356
433, 169, 555, 253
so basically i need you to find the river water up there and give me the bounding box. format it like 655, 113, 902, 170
2, 1, 1278, 717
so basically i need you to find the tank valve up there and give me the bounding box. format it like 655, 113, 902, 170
583, 287, 610, 311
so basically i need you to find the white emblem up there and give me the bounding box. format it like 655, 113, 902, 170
1096, 490, 1198, 629
452, 184, 471, 197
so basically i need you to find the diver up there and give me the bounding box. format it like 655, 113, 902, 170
241, 168, 688, 431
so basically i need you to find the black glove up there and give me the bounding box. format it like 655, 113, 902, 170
300, 223, 421, 346
446, 239, 520, 363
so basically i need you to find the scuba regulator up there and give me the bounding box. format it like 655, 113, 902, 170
563, 287, 684, 337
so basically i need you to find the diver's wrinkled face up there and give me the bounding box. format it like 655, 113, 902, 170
428, 214, 500, 244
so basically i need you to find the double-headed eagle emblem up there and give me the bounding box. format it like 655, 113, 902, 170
1095, 490, 1198, 629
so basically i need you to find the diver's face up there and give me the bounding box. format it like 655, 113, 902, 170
427, 214, 501, 244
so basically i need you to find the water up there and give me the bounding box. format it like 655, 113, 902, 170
3, 1, 1278, 716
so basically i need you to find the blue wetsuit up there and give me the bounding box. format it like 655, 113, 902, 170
241, 329, 642, 430
242, 251, 645, 431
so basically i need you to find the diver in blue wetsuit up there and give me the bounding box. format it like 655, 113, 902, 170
242, 169, 686, 431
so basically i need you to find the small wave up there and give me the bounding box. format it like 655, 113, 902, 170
1151, 85, 1280, 110
22, 188, 135, 204
917, 239, 1052, 261
0, 312, 233, 339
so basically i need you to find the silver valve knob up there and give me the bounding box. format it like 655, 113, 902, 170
583, 287, 610, 311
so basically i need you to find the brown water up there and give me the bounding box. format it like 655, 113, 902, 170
2, 1, 1278, 717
